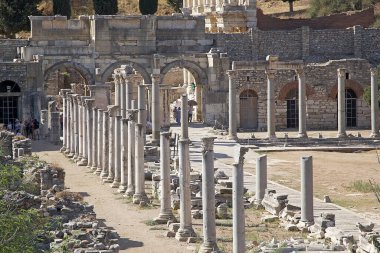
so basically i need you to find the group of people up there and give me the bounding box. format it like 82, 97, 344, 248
3, 118, 40, 140
173, 105, 193, 124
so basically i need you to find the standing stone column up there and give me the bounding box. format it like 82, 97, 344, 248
199, 137, 219, 253
95, 109, 103, 175
81, 99, 94, 167
50, 112, 61, 145
120, 76, 127, 118
112, 115, 122, 188
154, 132, 176, 223
133, 123, 148, 204
125, 108, 138, 196
138, 84, 147, 142
65, 94, 73, 156
118, 118, 129, 193
151, 73, 161, 144
337, 68, 347, 138
255, 155, 267, 205
72, 96, 79, 160
176, 94, 196, 241
266, 70, 276, 139
301, 156, 314, 225
228, 71, 237, 140
60, 89, 71, 152
75, 98, 83, 162
79, 96, 91, 165
296, 69, 308, 138
233, 146, 248, 253
105, 106, 118, 183
370, 68, 379, 138
91, 107, 98, 171
114, 75, 121, 107
125, 73, 133, 110
101, 110, 109, 180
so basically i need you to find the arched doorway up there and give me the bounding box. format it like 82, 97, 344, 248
335, 88, 357, 127
0, 80, 21, 124
286, 88, 298, 128
239, 90, 258, 129
345, 89, 357, 127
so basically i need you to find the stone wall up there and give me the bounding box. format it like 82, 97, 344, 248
0, 39, 28, 62
0, 131, 14, 157
256, 7, 375, 31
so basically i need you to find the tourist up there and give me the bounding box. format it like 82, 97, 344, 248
32, 118, 40, 140
14, 119, 21, 134
173, 107, 178, 123
7, 121, 12, 132
176, 107, 181, 125
188, 105, 193, 123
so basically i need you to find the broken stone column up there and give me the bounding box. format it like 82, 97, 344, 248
49, 112, 61, 145
266, 70, 276, 139
125, 107, 138, 196
233, 146, 248, 253
296, 69, 308, 138
370, 68, 379, 138
105, 105, 118, 183
228, 71, 237, 140
199, 137, 219, 253
337, 68, 347, 138
112, 115, 122, 188
154, 132, 176, 223
91, 107, 98, 171
95, 109, 103, 175
176, 94, 196, 241
301, 156, 314, 225
133, 123, 148, 204
151, 73, 161, 144
118, 117, 129, 193
100, 110, 109, 180
40, 109, 48, 140
255, 154, 267, 205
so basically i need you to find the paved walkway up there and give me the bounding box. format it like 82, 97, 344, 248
171, 123, 380, 238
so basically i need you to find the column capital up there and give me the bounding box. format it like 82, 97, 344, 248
59, 89, 72, 97
126, 109, 138, 121
80, 96, 91, 105
295, 68, 305, 77
227, 70, 238, 78
233, 146, 249, 165
97, 108, 104, 113
370, 68, 378, 77
120, 65, 134, 79
265, 69, 276, 79
337, 68, 346, 77
201, 137, 217, 151
161, 131, 171, 139
107, 105, 119, 116
151, 73, 161, 83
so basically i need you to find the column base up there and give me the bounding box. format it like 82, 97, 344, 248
100, 172, 108, 179
227, 134, 238, 140
72, 154, 78, 161
153, 212, 177, 224
77, 158, 88, 166
94, 167, 102, 175
297, 220, 314, 229
267, 134, 277, 140
133, 192, 148, 204
175, 227, 196, 242
60, 146, 66, 153
370, 132, 379, 138
124, 187, 135, 197
336, 132, 347, 138
199, 242, 220, 253
117, 184, 127, 193
90, 166, 97, 172
103, 176, 114, 183
67, 152, 74, 158
297, 133, 308, 139
111, 180, 120, 188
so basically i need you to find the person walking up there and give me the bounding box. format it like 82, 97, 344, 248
188, 105, 193, 123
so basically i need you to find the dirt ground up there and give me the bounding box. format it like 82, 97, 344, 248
243, 150, 380, 221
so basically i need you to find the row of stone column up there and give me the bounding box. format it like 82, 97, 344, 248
184, 0, 255, 13
228, 68, 379, 140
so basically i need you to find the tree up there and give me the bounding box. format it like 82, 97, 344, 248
53, 0, 71, 18
309, 0, 379, 18
282, 0, 299, 16
139, 0, 158, 15
0, 0, 41, 38
167, 0, 182, 13
93, 0, 118, 15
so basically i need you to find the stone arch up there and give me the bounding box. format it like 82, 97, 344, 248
44, 61, 94, 85
160, 60, 208, 85
101, 61, 151, 84
328, 79, 364, 99
277, 81, 314, 101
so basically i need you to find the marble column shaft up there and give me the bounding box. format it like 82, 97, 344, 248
228, 71, 237, 140
76, 99, 83, 161
370, 68, 379, 137
181, 94, 189, 139
301, 156, 314, 224
133, 123, 148, 203
199, 137, 219, 253
297, 69, 307, 138
83, 99, 94, 167
154, 132, 175, 223
73, 96, 79, 159
106, 106, 118, 183
101, 110, 109, 180
337, 68, 347, 138
151, 74, 161, 143
120, 77, 126, 118
118, 118, 129, 192
91, 107, 98, 171
233, 147, 248, 253
125, 108, 138, 196
255, 155, 267, 205
266, 71, 276, 139
138, 85, 147, 142
112, 115, 122, 188
66, 95, 73, 155
95, 109, 103, 175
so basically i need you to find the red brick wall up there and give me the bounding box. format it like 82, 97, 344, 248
257, 7, 375, 30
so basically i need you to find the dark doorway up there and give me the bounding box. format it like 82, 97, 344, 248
239, 90, 258, 129
0, 80, 21, 124
286, 89, 299, 128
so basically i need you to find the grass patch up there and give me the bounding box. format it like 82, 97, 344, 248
215, 220, 233, 227
149, 227, 167, 231
143, 219, 159, 226
344, 180, 380, 193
